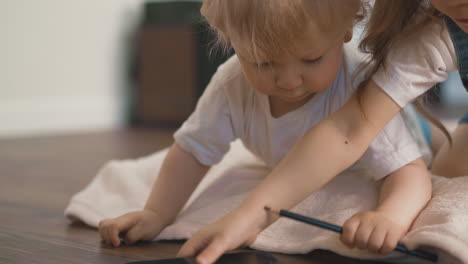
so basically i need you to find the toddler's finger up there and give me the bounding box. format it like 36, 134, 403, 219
196, 239, 225, 264
177, 234, 209, 258
367, 226, 387, 253
124, 224, 144, 244
109, 223, 122, 247
100, 221, 120, 247
341, 218, 359, 247
354, 223, 375, 250
102, 223, 115, 245
380, 230, 399, 255
106, 213, 140, 246
98, 219, 115, 243
98, 220, 107, 243
115, 213, 140, 233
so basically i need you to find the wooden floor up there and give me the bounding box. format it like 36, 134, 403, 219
0, 128, 383, 264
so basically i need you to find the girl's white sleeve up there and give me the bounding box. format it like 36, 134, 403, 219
372, 20, 457, 107
173, 68, 236, 166
359, 113, 423, 181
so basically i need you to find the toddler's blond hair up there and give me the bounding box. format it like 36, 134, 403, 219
201, 0, 364, 63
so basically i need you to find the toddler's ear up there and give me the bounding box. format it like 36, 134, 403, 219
344, 29, 353, 43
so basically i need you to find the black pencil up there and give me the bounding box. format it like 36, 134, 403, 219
264, 206, 438, 262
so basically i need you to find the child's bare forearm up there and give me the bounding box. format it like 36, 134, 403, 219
376, 158, 431, 229
237, 81, 403, 228
144, 143, 210, 225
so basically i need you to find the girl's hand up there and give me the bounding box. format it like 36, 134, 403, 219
340, 211, 408, 255
98, 210, 168, 247
177, 209, 264, 264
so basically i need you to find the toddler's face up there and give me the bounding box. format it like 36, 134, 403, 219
431, 0, 468, 32
233, 26, 351, 108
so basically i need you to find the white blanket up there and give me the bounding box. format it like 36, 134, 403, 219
65, 141, 468, 264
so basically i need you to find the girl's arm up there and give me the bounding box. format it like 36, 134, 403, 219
236, 80, 403, 219
99, 143, 209, 246
178, 81, 406, 264
341, 158, 432, 254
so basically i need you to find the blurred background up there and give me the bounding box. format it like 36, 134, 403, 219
434, 72, 468, 131
1, 0, 467, 139
1, 0, 229, 139
2, 0, 143, 138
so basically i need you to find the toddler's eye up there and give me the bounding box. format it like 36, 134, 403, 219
303, 57, 322, 64
256, 61, 273, 68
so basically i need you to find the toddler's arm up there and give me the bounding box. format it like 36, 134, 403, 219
341, 158, 432, 254
99, 143, 209, 246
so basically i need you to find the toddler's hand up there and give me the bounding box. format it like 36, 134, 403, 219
98, 210, 167, 247
177, 209, 263, 264
340, 211, 408, 255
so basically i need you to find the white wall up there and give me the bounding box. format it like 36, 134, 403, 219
1, 0, 145, 138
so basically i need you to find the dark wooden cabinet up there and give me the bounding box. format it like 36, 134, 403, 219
132, 1, 232, 126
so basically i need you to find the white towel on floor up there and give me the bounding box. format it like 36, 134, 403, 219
65, 141, 468, 264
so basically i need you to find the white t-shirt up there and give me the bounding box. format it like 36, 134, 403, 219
372, 18, 457, 107
174, 43, 422, 181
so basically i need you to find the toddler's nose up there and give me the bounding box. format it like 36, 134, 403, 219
275, 67, 303, 90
